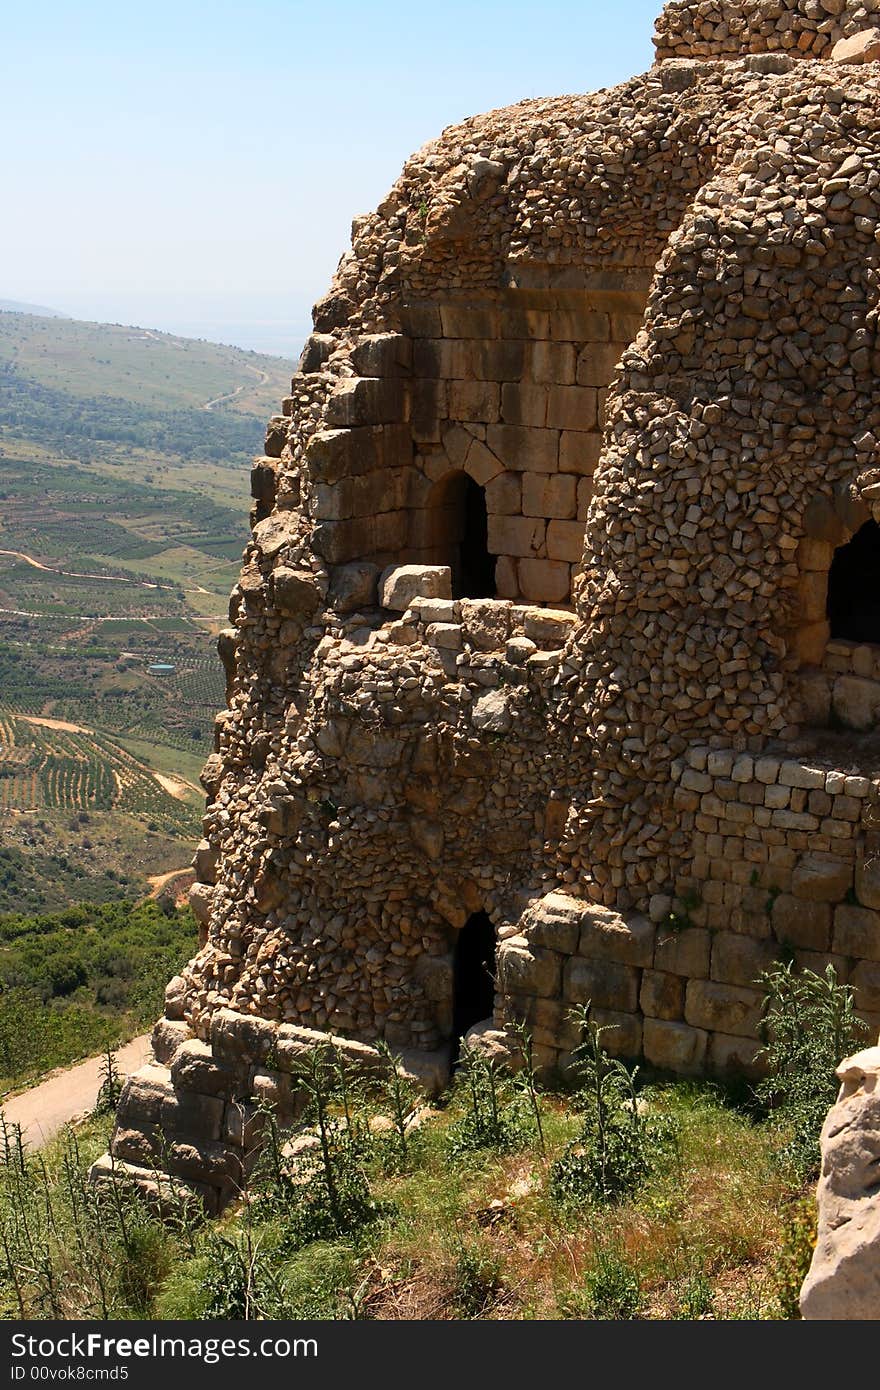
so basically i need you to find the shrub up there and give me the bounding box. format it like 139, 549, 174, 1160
550, 1004, 677, 1206
564, 1246, 643, 1320
446, 1047, 529, 1158
756, 962, 868, 1182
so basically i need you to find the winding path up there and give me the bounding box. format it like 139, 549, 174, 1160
1, 1035, 152, 1149
203, 363, 270, 411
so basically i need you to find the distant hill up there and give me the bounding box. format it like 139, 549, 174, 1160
0, 310, 293, 416
0, 308, 296, 904
0, 298, 67, 318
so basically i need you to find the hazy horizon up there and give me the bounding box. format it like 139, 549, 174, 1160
3, 0, 659, 359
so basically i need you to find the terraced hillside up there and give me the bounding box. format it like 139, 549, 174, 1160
0, 307, 294, 903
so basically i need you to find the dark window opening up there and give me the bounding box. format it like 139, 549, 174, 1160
452, 910, 496, 1050
429, 471, 496, 599
828, 519, 880, 644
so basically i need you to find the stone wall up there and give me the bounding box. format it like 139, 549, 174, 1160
655, 0, 880, 63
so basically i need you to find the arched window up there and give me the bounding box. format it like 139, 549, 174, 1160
827, 519, 880, 645
428, 471, 496, 599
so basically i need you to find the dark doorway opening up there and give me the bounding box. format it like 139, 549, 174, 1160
828, 519, 880, 644
459, 476, 495, 599
429, 471, 496, 599
452, 910, 496, 1051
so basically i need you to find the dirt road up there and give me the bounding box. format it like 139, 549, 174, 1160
1, 1035, 152, 1149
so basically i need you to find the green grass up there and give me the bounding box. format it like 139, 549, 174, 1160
0, 899, 198, 1092
0, 1071, 815, 1321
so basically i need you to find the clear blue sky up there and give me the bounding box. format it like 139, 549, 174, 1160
2, 1, 659, 355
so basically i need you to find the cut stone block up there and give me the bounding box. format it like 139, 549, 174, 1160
380, 564, 452, 611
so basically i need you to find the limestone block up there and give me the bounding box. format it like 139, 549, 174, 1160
586, 1009, 642, 1059
708, 1033, 763, 1076
380, 564, 452, 611
497, 939, 561, 999
517, 559, 570, 603
471, 339, 525, 382
438, 303, 500, 339
501, 383, 549, 427
546, 385, 598, 431
800, 670, 832, 726
575, 342, 623, 388
559, 430, 602, 476
772, 894, 832, 951
485, 471, 521, 515
547, 519, 585, 563
831, 28, 880, 63
210, 1008, 278, 1067
165, 1139, 241, 1189
251, 511, 298, 560
164, 975, 188, 1022
800, 1047, 880, 1319
779, 761, 826, 791
273, 566, 322, 615
643, 1019, 708, 1074
170, 1041, 243, 1097
578, 906, 655, 967
464, 439, 504, 486
522, 471, 577, 519
487, 424, 559, 473
640, 969, 686, 1020
855, 854, 880, 909
116, 1064, 176, 1128
350, 332, 412, 378
151, 1018, 191, 1066
653, 926, 711, 978
472, 689, 512, 733
192, 839, 218, 885
791, 854, 852, 903
188, 882, 214, 928
710, 933, 778, 988
328, 562, 379, 613
525, 340, 577, 385
796, 538, 833, 573
684, 980, 763, 1038
487, 514, 545, 559
460, 598, 510, 650
850, 960, 880, 1015
833, 904, 880, 961
264, 415, 288, 458
522, 607, 576, 645
448, 379, 501, 423
325, 377, 406, 427
795, 622, 831, 667
832, 676, 880, 731
564, 957, 640, 1013
216, 629, 238, 677
521, 891, 584, 955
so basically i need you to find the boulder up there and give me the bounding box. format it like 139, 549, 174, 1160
379, 564, 451, 611
831, 29, 880, 64
800, 1047, 880, 1319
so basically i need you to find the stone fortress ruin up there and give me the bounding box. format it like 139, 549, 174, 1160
96, 0, 880, 1311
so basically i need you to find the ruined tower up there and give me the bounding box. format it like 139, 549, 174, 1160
97, 0, 880, 1212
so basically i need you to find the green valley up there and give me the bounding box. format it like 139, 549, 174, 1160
0, 307, 295, 906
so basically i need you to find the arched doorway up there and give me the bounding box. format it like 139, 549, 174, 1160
828, 519, 880, 644
429, 471, 496, 599
452, 910, 496, 1049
